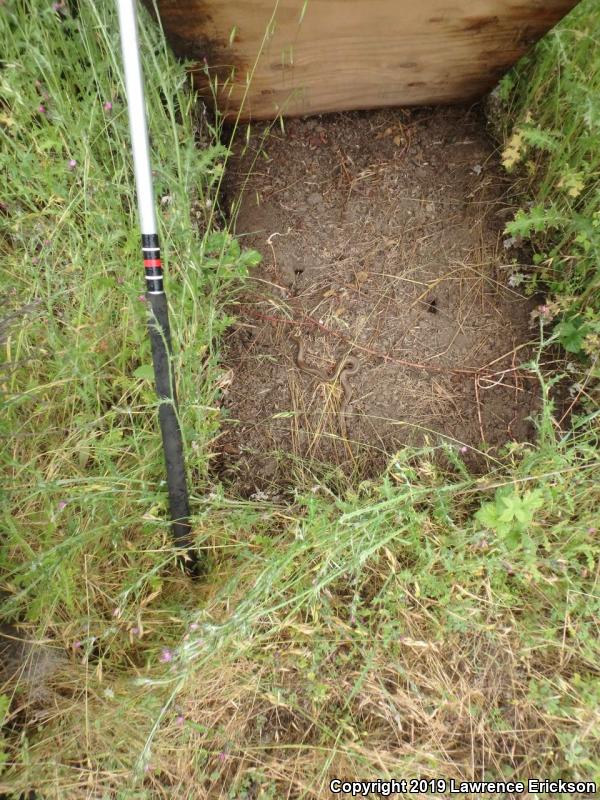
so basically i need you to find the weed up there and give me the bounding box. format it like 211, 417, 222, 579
495, 0, 600, 367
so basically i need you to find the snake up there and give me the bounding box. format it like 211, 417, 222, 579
292, 333, 359, 441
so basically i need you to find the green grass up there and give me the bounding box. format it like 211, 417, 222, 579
495, 0, 600, 363
1, 0, 258, 622
1, 1, 599, 797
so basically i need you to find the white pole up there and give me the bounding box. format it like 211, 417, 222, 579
116, 0, 197, 574
117, 0, 157, 237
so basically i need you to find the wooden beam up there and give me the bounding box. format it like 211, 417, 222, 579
155, 0, 579, 119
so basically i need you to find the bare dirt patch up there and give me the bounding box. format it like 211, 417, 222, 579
218, 106, 539, 492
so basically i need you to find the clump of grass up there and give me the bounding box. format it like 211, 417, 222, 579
0, 0, 259, 623
4, 425, 600, 794
1, 0, 599, 797
494, 0, 600, 364
0, 0, 257, 724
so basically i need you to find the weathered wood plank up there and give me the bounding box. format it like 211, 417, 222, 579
156, 0, 579, 119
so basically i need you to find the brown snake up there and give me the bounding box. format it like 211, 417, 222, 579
292, 334, 359, 441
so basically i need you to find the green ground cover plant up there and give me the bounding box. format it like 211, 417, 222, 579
1, 0, 598, 797
496, 0, 600, 366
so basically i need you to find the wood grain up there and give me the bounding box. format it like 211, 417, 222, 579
155, 0, 579, 119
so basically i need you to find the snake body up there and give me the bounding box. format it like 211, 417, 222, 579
293, 335, 358, 441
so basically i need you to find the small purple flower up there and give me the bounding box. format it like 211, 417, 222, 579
138, 294, 146, 302
189, 622, 199, 631
57, 500, 67, 511
459, 446, 468, 455
131, 626, 140, 636
52, 1, 63, 10
103, 101, 113, 112
175, 714, 185, 727
72, 640, 82, 650
218, 752, 227, 762
159, 648, 173, 663
67, 159, 77, 170
38, 104, 46, 114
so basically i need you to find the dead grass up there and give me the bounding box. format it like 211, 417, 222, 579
6, 562, 597, 798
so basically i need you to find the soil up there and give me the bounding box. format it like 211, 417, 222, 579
218, 105, 540, 493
